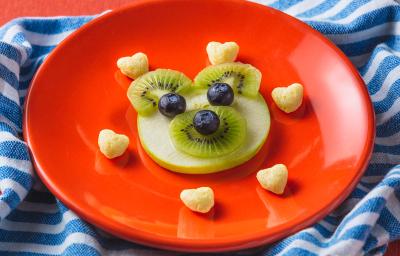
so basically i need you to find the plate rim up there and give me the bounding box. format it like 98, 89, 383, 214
23, 0, 376, 252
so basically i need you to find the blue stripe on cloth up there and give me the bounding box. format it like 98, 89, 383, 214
329, 0, 373, 20
0, 141, 30, 160
0, 1, 399, 256
296, 0, 341, 18
358, 45, 399, 76
0, 122, 19, 135
0, 245, 101, 256
0, 63, 19, 89
374, 144, 400, 154
270, 0, 304, 11
0, 42, 22, 64
20, 17, 94, 34
338, 35, 396, 57
378, 208, 400, 240
366, 245, 388, 256
307, 5, 400, 34
281, 248, 318, 256
0, 189, 23, 211
0, 94, 22, 128
373, 84, 400, 114
376, 113, 400, 136
0, 167, 32, 190
6, 209, 64, 224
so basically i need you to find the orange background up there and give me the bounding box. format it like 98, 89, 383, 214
0, 0, 398, 255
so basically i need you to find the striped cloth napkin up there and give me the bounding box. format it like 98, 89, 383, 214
0, 0, 399, 255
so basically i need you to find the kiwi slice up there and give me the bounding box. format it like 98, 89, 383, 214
127, 69, 192, 115
194, 62, 261, 97
170, 106, 246, 158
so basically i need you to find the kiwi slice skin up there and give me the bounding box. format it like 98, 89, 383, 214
137, 91, 270, 174
194, 62, 261, 97
127, 69, 192, 115
170, 106, 246, 158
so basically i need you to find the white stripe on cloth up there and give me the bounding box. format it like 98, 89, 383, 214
370, 153, 400, 164
327, 22, 400, 44
0, 131, 24, 143
322, 239, 364, 256
0, 233, 105, 255
0, 233, 178, 256
350, 53, 373, 67
371, 65, 400, 102
0, 54, 20, 75
302, 0, 395, 24
338, 185, 394, 228
357, 183, 371, 193
285, 0, 327, 17
375, 132, 400, 146
0, 210, 79, 234
0, 116, 22, 133
370, 224, 390, 248
307, 0, 350, 20
3, 24, 73, 46
249, 0, 278, 6
318, 219, 337, 232
363, 46, 398, 84
385, 192, 400, 222
361, 175, 384, 184
0, 156, 32, 174
337, 212, 380, 238
0, 179, 27, 201
376, 97, 400, 125
0, 201, 12, 219
275, 239, 324, 256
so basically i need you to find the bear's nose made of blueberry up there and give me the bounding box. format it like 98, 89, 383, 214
193, 110, 220, 135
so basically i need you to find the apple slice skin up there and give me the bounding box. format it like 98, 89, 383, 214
137, 92, 270, 174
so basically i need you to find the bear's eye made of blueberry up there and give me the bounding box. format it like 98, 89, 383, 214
158, 93, 186, 118
207, 83, 234, 106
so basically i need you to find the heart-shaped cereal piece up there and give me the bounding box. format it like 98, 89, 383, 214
98, 129, 130, 159
206, 41, 239, 65
180, 187, 214, 213
117, 52, 149, 79
256, 164, 288, 194
271, 83, 304, 113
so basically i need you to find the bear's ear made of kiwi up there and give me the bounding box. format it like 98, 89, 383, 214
127, 69, 192, 116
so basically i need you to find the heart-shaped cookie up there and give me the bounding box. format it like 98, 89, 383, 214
180, 187, 214, 213
206, 41, 239, 65
271, 83, 304, 113
117, 52, 149, 79
256, 164, 288, 194
98, 129, 130, 159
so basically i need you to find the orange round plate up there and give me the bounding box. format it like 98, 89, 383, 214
24, 0, 375, 252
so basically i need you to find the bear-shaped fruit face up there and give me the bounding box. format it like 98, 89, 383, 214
127, 62, 271, 174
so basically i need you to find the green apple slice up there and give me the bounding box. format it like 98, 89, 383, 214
137, 91, 270, 174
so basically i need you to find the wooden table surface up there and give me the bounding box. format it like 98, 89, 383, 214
1, 1, 398, 255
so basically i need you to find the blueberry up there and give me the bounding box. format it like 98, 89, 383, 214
158, 93, 186, 118
193, 110, 220, 135
207, 83, 234, 106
